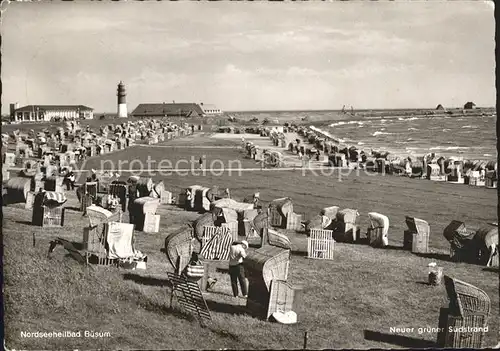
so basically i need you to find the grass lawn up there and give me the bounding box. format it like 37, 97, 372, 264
78, 144, 259, 181
3, 159, 498, 349
154, 132, 245, 147
78, 143, 497, 252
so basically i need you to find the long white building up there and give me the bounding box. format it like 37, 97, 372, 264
11, 105, 94, 122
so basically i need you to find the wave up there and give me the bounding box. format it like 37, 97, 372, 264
484, 154, 493, 157
408, 127, 419, 131
461, 125, 478, 129
442, 129, 451, 132
329, 121, 347, 127
429, 146, 471, 151
329, 120, 364, 127
309, 126, 353, 145
309, 126, 338, 140
372, 131, 392, 136
357, 142, 365, 145
398, 116, 421, 121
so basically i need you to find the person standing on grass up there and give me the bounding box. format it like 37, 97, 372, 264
67, 171, 76, 190
228, 240, 249, 298
128, 181, 139, 224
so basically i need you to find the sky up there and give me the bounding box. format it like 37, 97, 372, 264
1, 1, 496, 113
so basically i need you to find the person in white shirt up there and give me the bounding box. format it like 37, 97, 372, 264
228, 240, 249, 298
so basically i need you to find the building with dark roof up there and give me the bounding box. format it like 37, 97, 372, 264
463, 101, 477, 110
11, 105, 94, 122
131, 103, 221, 118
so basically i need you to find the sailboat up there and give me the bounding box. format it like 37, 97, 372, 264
341, 105, 355, 116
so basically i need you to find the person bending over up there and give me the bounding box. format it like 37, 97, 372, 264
228, 240, 249, 298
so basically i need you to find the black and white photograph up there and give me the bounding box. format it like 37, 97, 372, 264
1, 1, 498, 349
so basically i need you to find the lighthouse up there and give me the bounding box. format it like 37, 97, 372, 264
117, 81, 127, 118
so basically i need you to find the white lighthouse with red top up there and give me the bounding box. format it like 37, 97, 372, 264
117, 81, 127, 118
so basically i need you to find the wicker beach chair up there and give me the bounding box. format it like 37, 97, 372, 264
130, 197, 160, 231
320, 206, 340, 220
240, 210, 259, 238
444, 276, 491, 317
83, 205, 122, 264
4, 177, 31, 204
305, 214, 333, 233
32, 191, 67, 227
268, 198, 293, 229
473, 225, 498, 267
367, 212, 389, 247
86, 205, 122, 228
193, 213, 216, 242
403, 216, 430, 253
263, 228, 292, 250
436, 276, 491, 348
244, 246, 295, 320
443, 220, 477, 263
164, 227, 195, 272
285, 212, 302, 231
333, 209, 360, 243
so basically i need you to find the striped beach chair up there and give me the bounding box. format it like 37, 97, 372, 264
200, 226, 233, 261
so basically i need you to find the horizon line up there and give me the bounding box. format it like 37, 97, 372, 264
2, 105, 496, 116
101, 106, 496, 115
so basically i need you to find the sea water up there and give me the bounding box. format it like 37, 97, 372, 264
230, 110, 496, 160
323, 113, 496, 160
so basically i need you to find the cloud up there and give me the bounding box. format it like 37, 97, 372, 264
1, 1, 495, 113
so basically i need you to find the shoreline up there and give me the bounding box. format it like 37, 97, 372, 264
304, 123, 497, 164
237, 127, 497, 190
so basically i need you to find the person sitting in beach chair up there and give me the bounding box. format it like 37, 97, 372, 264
253, 192, 261, 209
185, 189, 193, 210
480, 169, 486, 181
90, 169, 99, 182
